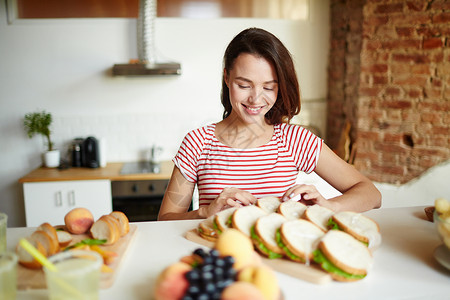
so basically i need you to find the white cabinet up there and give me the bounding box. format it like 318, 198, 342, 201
23, 180, 112, 227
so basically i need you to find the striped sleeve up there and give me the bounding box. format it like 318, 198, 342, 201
281, 124, 323, 174
172, 126, 209, 183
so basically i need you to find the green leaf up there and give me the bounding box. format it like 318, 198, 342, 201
313, 249, 365, 280
275, 229, 304, 262
250, 226, 282, 259
64, 238, 107, 250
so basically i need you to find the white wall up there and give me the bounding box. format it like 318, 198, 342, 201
0, 1, 331, 226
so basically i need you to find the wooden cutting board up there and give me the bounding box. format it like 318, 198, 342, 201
185, 229, 332, 285
17, 224, 137, 290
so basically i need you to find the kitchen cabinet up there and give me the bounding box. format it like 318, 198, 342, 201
23, 180, 112, 227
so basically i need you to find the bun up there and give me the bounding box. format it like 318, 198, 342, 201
277, 201, 306, 220
279, 219, 324, 263
256, 197, 281, 213
16, 237, 47, 269
109, 211, 130, 237
56, 230, 73, 247
31, 230, 59, 256
253, 213, 286, 258
214, 207, 237, 233
330, 211, 381, 248
303, 204, 334, 232
316, 230, 373, 281
198, 215, 218, 242
37, 223, 60, 253
231, 206, 267, 237
90, 215, 120, 245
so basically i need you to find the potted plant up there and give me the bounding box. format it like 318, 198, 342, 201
23, 110, 60, 167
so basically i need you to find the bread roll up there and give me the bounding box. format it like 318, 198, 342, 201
109, 211, 130, 237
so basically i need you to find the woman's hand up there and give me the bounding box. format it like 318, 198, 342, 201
201, 187, 257, 218
282, 184, 334, 210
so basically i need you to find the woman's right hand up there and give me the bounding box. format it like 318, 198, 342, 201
201, 187, 257, 218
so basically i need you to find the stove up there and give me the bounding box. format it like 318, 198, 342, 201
120, 161, 160, 175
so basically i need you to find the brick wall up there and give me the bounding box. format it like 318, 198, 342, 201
327, 0, 450, 184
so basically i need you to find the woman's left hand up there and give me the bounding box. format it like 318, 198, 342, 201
281, 184, 331, 209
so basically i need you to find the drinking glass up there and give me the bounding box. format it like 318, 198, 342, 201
44, 250, 102, 300
0, 212, 7, 254
0, 252, 18, 300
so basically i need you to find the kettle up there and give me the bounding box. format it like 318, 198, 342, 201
82, 136, 100, 168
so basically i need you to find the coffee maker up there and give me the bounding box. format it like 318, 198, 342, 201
71, 137, 100, 168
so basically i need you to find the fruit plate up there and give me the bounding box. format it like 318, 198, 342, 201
185, 229, 332, 285
434, 244, 450, 270
17, 224, 138, 290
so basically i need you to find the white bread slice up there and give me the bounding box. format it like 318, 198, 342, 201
277, 201, 307, 220
231, 205, 267, 237
16, 237, 48, 269
214, 207, 238, 233
304, 204, 334, 232
330, 211, 381, 248
31, 230, 59, 256
280, 219, 325, 263
110, 211, 130, 237
198, 215, 218, 242
90, 215, 120, 245
37, 222, 60, 253
56, 230, 73, 247
254, 213, 287, 256
318, 230, 373, 281
256, 196, 281, 213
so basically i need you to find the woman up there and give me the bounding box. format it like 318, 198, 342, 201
158, 28, 381, 221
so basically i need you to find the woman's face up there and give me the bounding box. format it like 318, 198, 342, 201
224, 53, 278, 125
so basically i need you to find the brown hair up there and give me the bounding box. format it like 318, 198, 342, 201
221, 27, 300, 124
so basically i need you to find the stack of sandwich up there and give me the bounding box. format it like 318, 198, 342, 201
197, 197, 381, 282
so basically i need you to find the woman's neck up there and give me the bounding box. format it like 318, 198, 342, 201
215, 115, 274, 149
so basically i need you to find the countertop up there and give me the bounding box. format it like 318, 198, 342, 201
7, 206, 450, 300
18, 161, 174, 183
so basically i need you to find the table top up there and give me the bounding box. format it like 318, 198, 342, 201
8, 206, 450, 300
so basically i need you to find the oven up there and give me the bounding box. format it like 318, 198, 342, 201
111, 179, 168, 222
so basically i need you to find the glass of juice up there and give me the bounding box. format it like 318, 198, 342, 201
0, 212, 7, 254
0, 252, 18, 300
44, 250, 102, 300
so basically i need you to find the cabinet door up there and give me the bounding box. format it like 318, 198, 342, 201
23, 180, 112, 227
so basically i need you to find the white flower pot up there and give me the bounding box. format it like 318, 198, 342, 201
44, 150, 60, 168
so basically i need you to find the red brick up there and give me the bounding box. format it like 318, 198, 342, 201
406, 1, 428, 12
383, 86, 402, 96
423, 38, 444, 49
390, 13, 431, 26
381, 99, 413, 109
374, 3, 404, 14
382, 39, 421, 49
432, 126, 450, 135
392, 74, 428, 86
364, 15, 389, 27
431, 1, 450, 11
392, 53, 429, 63
423, 87, 443, 99
361, 63, 388, 73
395, 26, 415, 37
359, 86, 382, 97
373, 75, 389, 84
405, 87, 423, 98
433, 12, 450, 24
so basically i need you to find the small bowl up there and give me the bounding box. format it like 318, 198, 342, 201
434, 210, 450, 251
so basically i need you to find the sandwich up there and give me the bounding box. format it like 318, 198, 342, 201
231, 205, 267, 237
277, 200, 307, 220
275, 219, 325, 263
303, 204, 334, 232
313, 230, 373, 281
251, 213, 287, 259
328, 211, 381, 249
213, 207, 238, 234
197, 215, 219, 242
256, 196, 282, 213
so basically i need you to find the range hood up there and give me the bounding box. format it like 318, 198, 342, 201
113, 0, 181, 76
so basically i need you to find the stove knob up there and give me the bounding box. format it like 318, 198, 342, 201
132, 184, 138, 193
148, 184, 155, 192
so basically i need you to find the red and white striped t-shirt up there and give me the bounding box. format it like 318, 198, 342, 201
173, 123, 323, 207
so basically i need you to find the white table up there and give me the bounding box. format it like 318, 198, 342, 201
8, 206, 450, 300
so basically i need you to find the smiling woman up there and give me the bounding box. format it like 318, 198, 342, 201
13, 0, 309, 19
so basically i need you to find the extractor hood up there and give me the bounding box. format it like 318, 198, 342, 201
113, 0, 181, 76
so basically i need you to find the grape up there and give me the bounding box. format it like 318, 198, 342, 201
183, 248, 237, 299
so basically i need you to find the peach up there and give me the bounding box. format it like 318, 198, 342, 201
238, 265, 280, 300
221, 281, 265, 300
154, 262, 191, 300
64, 207, 94, 234
215, 229, 255, 270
